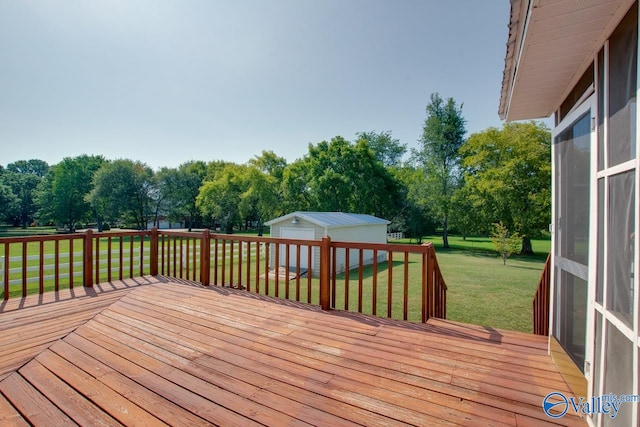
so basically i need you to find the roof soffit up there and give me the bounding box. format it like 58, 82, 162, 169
499, 0, 633, 121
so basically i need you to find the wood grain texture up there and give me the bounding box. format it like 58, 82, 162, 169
0, 278, 586, 426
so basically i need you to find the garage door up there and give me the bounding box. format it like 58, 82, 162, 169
279, 228, 314, 270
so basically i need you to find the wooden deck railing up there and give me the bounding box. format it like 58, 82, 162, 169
533, 254, 551, 335
0, 230, 151, 299
0, 229, 447, 322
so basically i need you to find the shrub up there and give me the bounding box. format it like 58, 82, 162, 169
491, 222, 521, 265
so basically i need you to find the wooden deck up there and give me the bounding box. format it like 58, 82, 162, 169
0, 277, 585, 426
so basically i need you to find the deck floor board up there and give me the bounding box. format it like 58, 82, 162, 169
0, 277, 586, 426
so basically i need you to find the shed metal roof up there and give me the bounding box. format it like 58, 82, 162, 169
265, 212, 390, 228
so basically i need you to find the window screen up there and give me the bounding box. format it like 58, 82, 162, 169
555, 112, 591, 265
606, 171, 635, 327
559, 65, 594, 122
554, 270, 587, 368
608, 2, 637, 166
604, 322, 633, 426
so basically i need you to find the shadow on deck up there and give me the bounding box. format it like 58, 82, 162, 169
0, 277, 585, 426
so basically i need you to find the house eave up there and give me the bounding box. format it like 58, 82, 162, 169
499, 0, 633, 122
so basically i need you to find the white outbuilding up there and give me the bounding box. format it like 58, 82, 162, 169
265, 211, 390, 274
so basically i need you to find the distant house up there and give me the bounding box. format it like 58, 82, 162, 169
500, 1, 639, 425
265, 212, 390, 274
146, 216, 182, 230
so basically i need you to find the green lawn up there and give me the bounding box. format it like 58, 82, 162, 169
397, 235, 550, 332
0, 225, 58, 237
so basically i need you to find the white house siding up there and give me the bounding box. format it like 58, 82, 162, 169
327, 225, 388, 273
146, 220, 183, 230
268, 218, 324, 274
267, 215, 388, 275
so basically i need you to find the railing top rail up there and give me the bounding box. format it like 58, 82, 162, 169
157, 230, 203, 238
0, 233, 86, 244
205, 233, 437, 253
207, 233, 322, 247
93, 230, 151, 238
0, 229, 152, 244
331, 240, 433, 253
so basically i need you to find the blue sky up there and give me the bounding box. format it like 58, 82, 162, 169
0, 0, 521, 170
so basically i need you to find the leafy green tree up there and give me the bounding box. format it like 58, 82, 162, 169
412, 93, 466, 248
204, 160, 231, 181
87, 159, 154, 230
245, 151, 287, 232
36, 155, 105, 232
0, 181, 18, 224
147, 172, 169, 230
491, 221, 521, 265
3, 160, 49, 227
281, 159, 313, 213
459, 121, 551, 254
7, 159, 49, 178
284, 136, 402, 218
197, 164, 248, 233
449, 182, 489, 239
239, 166, 279, 235
306, 137, 355, 212
157, 161, 207, 231
248, 150, 287, 181
356, 131, 407, 167
396, 166, 438, 243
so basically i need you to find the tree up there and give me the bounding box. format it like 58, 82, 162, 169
281, 159, 313, 213
0, 181, 18, 224
7, 159, 49, 178
248, 150, 287, 181
459, 121, 551, 254
246, 151, 287, 233
491, 222, 521, 265
412, 93, 466, 248
157, 161, 207, 231
388, 166, 437, 243
3, 160, 49, 227
449, 183, 482, 240
355, 131, 407, 167
35, 155, 105, 232
197, 164, 248, 233
239, 166, 279, 235
283, 136, 403, 219
87, 159, 154, 230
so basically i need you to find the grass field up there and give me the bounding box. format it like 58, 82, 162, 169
413, 235, 550, 333
1, 227, 550, 333
0, 225, 59, 237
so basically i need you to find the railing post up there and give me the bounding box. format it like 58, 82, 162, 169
84, 229, 94, 287
319, 235, 331, 311
0, 256, 4, 300
421, 243, 428, 323
2, 244, 7, 300
150, 227, 159, 276
426, 244, 434, 320
201, 229, 211, 286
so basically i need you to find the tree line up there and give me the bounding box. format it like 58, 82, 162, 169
0, 93, 551, 254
